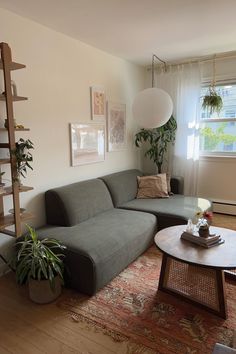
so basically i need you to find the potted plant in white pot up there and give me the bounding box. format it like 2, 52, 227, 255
12, 225, 66, 304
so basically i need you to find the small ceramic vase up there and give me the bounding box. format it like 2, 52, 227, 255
198, 223, 210, 238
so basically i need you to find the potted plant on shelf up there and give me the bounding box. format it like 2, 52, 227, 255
12, 225, 66, 304
135, 115, 177, 173
11, 138, 34, 184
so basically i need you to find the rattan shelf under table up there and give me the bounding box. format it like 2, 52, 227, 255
154, 225, 236, 319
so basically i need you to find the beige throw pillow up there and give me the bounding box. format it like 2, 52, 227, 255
136, 174, 169, 199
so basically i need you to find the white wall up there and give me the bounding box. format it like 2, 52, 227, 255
0, 8, 145, 273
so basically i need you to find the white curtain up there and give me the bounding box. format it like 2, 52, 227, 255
155, 63, 201, 196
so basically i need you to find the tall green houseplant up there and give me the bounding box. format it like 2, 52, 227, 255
135, 115, 177, 173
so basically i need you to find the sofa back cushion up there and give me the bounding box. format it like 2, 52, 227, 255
45, 179, 114, 226
100, 169, 143, 207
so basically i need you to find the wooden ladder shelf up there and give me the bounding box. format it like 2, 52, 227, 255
0, 42, 33, 237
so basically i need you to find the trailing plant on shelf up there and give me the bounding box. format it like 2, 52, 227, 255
202, 56, 223, 116
135, 115, 177, 173
11, 138, 34, 183
12, 225, 66, 303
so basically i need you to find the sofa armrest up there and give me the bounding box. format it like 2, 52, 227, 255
170, 176, 184, 195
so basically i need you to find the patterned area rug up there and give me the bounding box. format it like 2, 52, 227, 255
58, 214, 236, 354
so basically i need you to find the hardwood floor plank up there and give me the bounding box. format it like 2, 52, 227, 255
0, 309, 79, 354
0, 275, 121, 354
0, 302, 115, 354
0, 328, 43, 354
0, 346, 12, 354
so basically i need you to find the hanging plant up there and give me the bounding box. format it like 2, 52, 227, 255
202, 87, 223, 115
202, 56, 223, 116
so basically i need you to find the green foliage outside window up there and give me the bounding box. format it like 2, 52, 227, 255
200, 122, 236, 151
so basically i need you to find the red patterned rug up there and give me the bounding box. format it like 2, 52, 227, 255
58, 242, 236, 354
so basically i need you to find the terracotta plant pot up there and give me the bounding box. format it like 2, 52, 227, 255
28, 276, 62, 304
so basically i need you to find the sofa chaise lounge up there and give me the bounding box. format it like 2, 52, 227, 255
37, 169, 212, 295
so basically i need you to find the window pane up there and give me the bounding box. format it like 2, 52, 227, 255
200, 121, 236, 153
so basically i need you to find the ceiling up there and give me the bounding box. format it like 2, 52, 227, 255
0, 0, 236, 66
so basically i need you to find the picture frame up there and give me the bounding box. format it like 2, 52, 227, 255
90, 86, 106, 120
70, 123, 105, 166
107, 101, 126, 151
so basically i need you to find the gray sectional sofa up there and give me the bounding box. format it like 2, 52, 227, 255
37, 169, 212, 295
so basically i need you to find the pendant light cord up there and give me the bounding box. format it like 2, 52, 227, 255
212, 54, 217, 88
152, 54, 167, 87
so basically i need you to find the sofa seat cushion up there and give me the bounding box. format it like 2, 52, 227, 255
119, 195, 212, 230
37, 208, 157, 295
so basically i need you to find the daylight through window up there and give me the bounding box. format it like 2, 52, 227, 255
200, 83, 236, 156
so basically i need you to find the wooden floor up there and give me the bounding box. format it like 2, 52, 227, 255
0, 213, 235, 354
0, 273, 129, 354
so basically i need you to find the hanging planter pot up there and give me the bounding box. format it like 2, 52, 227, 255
202, 56, 223, 116
202, 86, 223, 115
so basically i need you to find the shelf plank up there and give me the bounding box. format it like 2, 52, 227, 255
0, 60, 25, 71
0, 158, 10, 165
0, 212, 34, 231
0, 128, 30, 131
0, 143, 10, 148
0, 95, 28, 101
0, 185, 34, 197
19, 186, 34, 193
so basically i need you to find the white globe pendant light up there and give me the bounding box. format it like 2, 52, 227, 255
132, 54, 173, 129
133, 87, 173, 129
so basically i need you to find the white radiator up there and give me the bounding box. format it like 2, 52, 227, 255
212, 199, 236, 215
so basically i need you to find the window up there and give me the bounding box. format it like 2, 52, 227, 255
200, 83, 236, 156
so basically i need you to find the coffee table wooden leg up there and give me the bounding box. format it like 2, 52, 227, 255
158, 253, 168, 292
216, 270, 227, 319
158, 254, 228, 319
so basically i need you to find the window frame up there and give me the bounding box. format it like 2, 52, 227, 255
199, 81, 236, 158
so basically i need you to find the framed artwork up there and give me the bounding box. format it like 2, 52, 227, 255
70, 123, 105, 166
90, 86, 106, 120
107, 102, 126, 151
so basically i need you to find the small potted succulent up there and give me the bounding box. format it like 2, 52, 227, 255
12, 225, 66, 304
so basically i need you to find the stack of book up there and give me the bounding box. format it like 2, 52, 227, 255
181, 231, 224, 248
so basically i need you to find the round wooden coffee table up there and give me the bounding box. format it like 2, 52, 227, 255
154, 225, 236, 319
